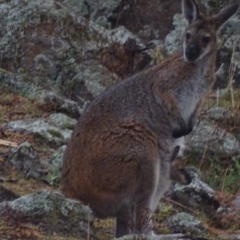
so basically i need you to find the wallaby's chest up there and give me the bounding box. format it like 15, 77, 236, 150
176, 73, 208, 121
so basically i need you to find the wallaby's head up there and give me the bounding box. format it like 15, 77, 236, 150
182, 0, 238, 62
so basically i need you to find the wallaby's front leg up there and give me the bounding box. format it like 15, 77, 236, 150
158, 93, 189, 138
172, 116, 188, 138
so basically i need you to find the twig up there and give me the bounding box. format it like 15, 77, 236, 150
163, 197, 199, 215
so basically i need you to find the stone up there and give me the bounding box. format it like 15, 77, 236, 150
167, 212, 205, 234
115, 234, 192, 240
206, 107, 231, 121
2, 119, 73, 145
37, 91, 82, 119
187, 120, 240, 156
42, 145, 67, 185
164, 13, 187, 55
171, 167, 220, 215
0, 190, 94, 238
48, 113, 77, 130
5, 142, 46, 178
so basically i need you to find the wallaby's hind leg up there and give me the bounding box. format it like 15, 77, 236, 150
115, 217, 129, 238
115, 207, 131, 238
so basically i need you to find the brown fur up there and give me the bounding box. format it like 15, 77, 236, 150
61, 0, 238, 238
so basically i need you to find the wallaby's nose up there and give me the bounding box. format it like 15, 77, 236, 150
185, 42, 201, 62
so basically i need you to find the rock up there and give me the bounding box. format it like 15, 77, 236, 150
115, 234, 192, 240
5, 142, 46, 178
73, 59, 119, 99
167, 212, 205, 234
48, 113, 77, 130
80, 21, 150, 78
112, 1, 181, 43
85, 0, 122, 28
206, 107, 231, 121
37, 91, 82, 119
216, 14, 240, 87
62, 0, 122, 28
170, 167, 220, 215
0, 0, 150, 104
2, 119, 73, 145
48, 145, 66, 171
0, 186, 19, 202
187, 120, 240, 156
42, 145, 67, 185
0, 190, 94, 238
61, 0, 89, 18
164, 13, 187, 55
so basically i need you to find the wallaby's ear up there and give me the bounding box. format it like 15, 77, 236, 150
182, 0, 200, 24
212, 3, 239, 30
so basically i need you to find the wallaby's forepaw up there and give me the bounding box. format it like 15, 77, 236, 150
172, 115, 194, 138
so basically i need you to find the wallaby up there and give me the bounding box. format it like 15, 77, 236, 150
61, 0, 238, 238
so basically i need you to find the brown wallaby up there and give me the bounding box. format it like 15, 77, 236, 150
61, 0, 238, 239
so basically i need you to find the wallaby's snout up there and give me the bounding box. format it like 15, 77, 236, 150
185, 41, 201, 62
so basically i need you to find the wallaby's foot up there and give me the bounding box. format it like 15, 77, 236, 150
115, 218, 130, 238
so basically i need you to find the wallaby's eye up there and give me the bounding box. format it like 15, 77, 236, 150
186, 33, 191, 40
202, 36, 211, 44
179, 168, 185, 173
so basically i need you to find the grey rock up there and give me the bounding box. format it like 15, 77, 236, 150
217, 14, 240, 87
0, 190, 94, 238
48, 113, 77, 130
220, 234, 240, 240
167, 212, 205, 234
206, 106, 231, 121
42, 145, 67, 185
0, 0, 125, 104
72, 60, 119, 99
164, 13, 187, 55
5, 142, 45, 177
48, 145, 66, 171
115, 234, 192, 240
2, 119, 73, 145
61, 0, 89, 17
86, 0, 122, 28
187, 120, 240, 156
171, 167, 220, 214
37, 91, 82, 119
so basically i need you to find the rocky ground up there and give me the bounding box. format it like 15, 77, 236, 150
0, 0, 240, 239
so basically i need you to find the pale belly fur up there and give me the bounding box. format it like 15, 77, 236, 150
149, 137, 185, 211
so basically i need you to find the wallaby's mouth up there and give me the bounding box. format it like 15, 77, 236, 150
185, 42, 201, 62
